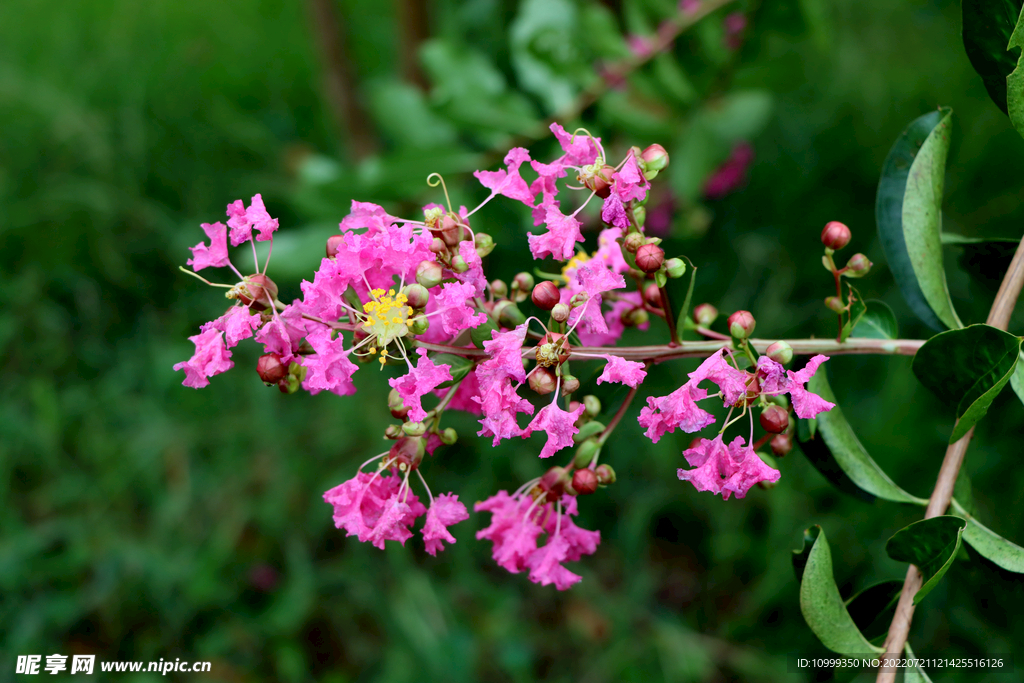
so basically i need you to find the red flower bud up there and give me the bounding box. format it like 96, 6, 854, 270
727, 310, 756, 339
770, 433, 792, 457
595, 463, 616, 485
238, 274, 278, 311
583, 165, 616, 198
759, 404, 790, 434
438, 214, 464, 247
531, 281, 561, 310
257, 354, 288, 384
635, 244, 665, 273
572, 468, 599, 495
528, 366, 558, 395
765, 340, 793, 365
641, 144, 669, 172
644, 283, 662, 308
560, 374, 581, 396
821, 221, 852, 250
693, 303, 718, 327
326, 234, 344, 258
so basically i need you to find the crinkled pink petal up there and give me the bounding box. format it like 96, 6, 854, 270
476, 492, 545, 573
524, 402, 586, 458
755, 356, 788, 394
365, 499, 414, 549
226, 200, 251, 246
299, 256, 356, 322
246, 193, 279, 242
388, 348, 452, 421
422, 493, 470, 556
456, 240, 487, 297
302, 327, 358, 396
612, 153, 649, 203
525, 535, 581, 590
188, 222, 231, 271
678, 435, 780, 500
542, 496, 601, 562
787, 355, 835, 419
637, 382, 714, 443
435, 281, 487, 336
600, 193, 630, 230
550, 123, 601, 167
202, 305, 262, 348
474, 147, 534, 204
596, 355, 647, 388
480, 324, 528, 384
689, 350, 749, 406
593, 227, 631, 275
173, 328, 234, 389
567, 264, 626, 334
474, 378, 534, 445
528, 206, 584, 260
577, 292, 648, 347
254, 304, 308, 362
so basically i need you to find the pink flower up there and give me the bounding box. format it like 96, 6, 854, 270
786, 355, 835, 419
597, 356, 647, 388
323, 470, 427, 549
456, 240, 487, 297
476, 492, 544, 573
475, 379, 535, 445
226, 194, 279, 246
550, 122, 601, 167
302, 327, 359, 396
611, 152, 649, 203
254, 303, 308, 362
334, 201, 435, 296
474, 147, 534, 205
592, 227, 631, 276
677, 435, 780, 500
187, 222, 231, 271
174, 328, 234, 389
299, 256, 358, 321
528, 205, 585, 260
479, 324, 529, 384
689, 349, 749, 406
529, 159, 565, 227
435, 281, 486, 336
704, 142, 753, 199
434, 368, 482, 415
568, 264, 626, 334
524, 402, 586, 458
600, 193, 630, 230
755, 355, 788, 394
201, 305, 263, 348
422, 493, 470, 556
525, 535, 580, 590
638, 382, 714, 443
577, 292, 648, 347
389, 349, 453, 421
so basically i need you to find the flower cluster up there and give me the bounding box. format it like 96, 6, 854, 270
175, 123, 839, 590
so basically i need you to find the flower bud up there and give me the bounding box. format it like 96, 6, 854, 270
531, 281, 561, 310
402, 283, 430, 309
844, 253, 872, 278
277, 374, 300, 394
450, 255, 469, 274
644, 283, 662, 308
438, 214, 464, 247
390, 436, 425, 469
551, 303, 570, 323
411, 317, 430, 335
474, 232, 495, 258
529, 366, 558, 395
765, 340, 793, 366
430, 237, 447, 254
441, 427, 458, 445
403, 421, 427, 437
759, 404, 790, 434
560, 374, 580, 396
512, 271, 534, 293
237, 274, 278, 311
326, 234, 344, 258
623, 232, 645, 254
539, 466, 572, 500
416, 260, 443, 289
632, 205, 647, 227
820, 221, 851, 250
489, 279, 508, 299
583, 395, 601, 418
727, 310, 756, 339
628, 307, 649, 327
824, 296, 845, 313
583, 165, 616, 198
635, 244, 665, 274
569, 291, 589, 308
384, 424, 403, 440
770, 432, 792, 457
693, 303, 718, 327
257, 354, 288, 384
572, 468, 599, 495
574, 439, 601, 469
641, 144, 669, 173
388, 388, 409, 419
664, 258, 686, 279
494, 300, 526, 329
595, 463, 616, 485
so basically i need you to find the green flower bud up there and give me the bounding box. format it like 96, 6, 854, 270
441, 427, 458, 445
664, 258, 686, 279
574, 439, 601, 469
474, 232, 495, 258
583, 395, 601, 418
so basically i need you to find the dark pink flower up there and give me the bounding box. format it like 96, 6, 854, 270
568, 264, 627, 335
550, 123, 601, 167
525, 535, 581, 590
202, 305, 263, 348
174, 328, 234, 389
187, 222, 231, 271
389, 349, 453, 421
422, 493, 470, 556
474, 147, 534, 205
689, 349, 749, 405
678, 434, 780, 500
323, 470, 427, 549
786, 355, 835, 419
597, 356, 648, 388
524, 402, 586, 458
638, 382, 714, 443
600, 193, 630, 230
475, 379, 535, 445
226, 194, 279, 245
528, 205, 585, 260
435, 281, 487, 336
254, 303, 308, 362
611, 152, 649, 203
301, 327, 359, 396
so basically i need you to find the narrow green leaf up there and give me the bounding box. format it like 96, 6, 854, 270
901, 108, 962, 330
433, 354, 474, 389
844, 580, 903, 641
797, 527, 883, 655
940, 233, 1019, 245
904, 643, 934, 683
885, 516, 966, 605
839, 283, 867, 342
962, 0, 1024, 114
1007, 4, 1024, 138
799, 371, 928, 505
951, 497, 1024, 572
1011, 350, 1024, 407
911, 324, 1022, 443
876, 111, 949, 330
792, 525, 821, 583
675, 258, 697, 340
850, 300, 898, 340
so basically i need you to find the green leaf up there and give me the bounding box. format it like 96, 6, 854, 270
470, 321, 499, 349
798, 370, 928, 505
962, 0, 1024, 115
911, 324, 1023, 443
844, 580, 903, 641
797, 526, 883, 655
940, 233, 1019, 245
904, 643, 934, 683
675, 258, 697, 339
876, 110, 957, 330
850, 300, 898, 340
838, 283, 867, 343
433, 354, 474, 389
792, 525, 821, 583
950, 497, 1024, 572
900, 108, 961, 330
1012, 351, 1024, 407
885, 516, 967, 605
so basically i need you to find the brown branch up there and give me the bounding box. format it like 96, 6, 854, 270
306, 0, 377, 160
395, 0, 429, 90
876, 236, 1024, 683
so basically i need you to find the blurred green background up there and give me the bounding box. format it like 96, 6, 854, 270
2, 0, 1024, 681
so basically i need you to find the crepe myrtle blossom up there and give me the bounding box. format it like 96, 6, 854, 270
175, 122, 868, 592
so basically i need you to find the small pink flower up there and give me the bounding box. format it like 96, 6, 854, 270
299, 255, 358, 321
600, 193, 630, 230
611, 152, 649, 203
456, 240, 487, 297
528, 205, 585, 260
577, 292, 648, 347
435, 281, 487, 336
254, 303, 307, 362
568, 264, 627, 334
550, 123, 601, 167
174, 328, 235, 389
474, 147, 534, 205
638, 382, 714, 443
479, 324, 529, 384
597, 356, 648, 388
524, 402, 586, 458
525, 535, 581, 590
226, 194, 279, 246
786, 355, 835, 419
201, 305, 263, 348
187, 222, 231, 271
301, 327, 359, 396
422, 493, 470, 556
689, 349, 749, 406
389, 349, 453, 421
323, 470, 427, 549
678, 434, 780, 500
475, 378, 535, 445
